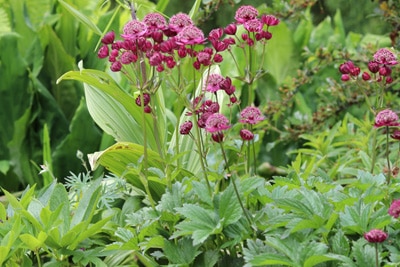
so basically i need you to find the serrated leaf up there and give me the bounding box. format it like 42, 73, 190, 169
331, 230, 350, 256
163, 237, 200, 265
219, 183, 242, 226
173, 204, 221, 245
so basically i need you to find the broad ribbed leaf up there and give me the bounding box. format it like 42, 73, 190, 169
89, 142, 166, 199
58, 69, 160, 151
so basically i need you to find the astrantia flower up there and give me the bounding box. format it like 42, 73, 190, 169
121, 20, 147, 40
135, 93, 151, 107
101, 31, 115, 45
205, 113, 231, 133
143, 13, 167, 31
234, 5, 259, 24
339, 61, 360, 76
205, 74, 224, 93
261, 14, 280, 26
110, 61, 122, 72
98, 45, 109, 59
364, 229, 388, 243
374, 109, 400, 128
180, 121, 193, 135
389, 199, 400, 218
168, 13, 193, 33
240, 129, 254, 141
391, 129, 400, 140
243, 19, 263, 33
211, 132, 224, 143
373, 48, 398, 65
176, 25, 205, 45
239, 106, 264, 124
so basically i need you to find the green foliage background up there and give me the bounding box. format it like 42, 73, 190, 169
0, 0, 395, 192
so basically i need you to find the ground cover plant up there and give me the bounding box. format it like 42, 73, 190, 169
1, 0, 400, 266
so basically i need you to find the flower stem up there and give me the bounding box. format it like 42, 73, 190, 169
386, 126, 391, 184
370, 129, 377, 174
374, 243, 379, 267
192, 116, 212, 196
218, 142, 252, 226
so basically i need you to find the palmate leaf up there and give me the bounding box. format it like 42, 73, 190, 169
163, 237, 201, 265
173, 204, 221, 245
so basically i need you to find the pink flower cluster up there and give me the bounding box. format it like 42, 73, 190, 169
233, 5, 280, 46
339, 48, 398, 84
98, 7, 279, 73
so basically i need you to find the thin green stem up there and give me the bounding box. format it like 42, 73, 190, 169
193, 118, 212, 195
140, 172, 155, 209
36, 250, 42, 267
386, 126, 391, 184
370, 129, 377, 174
374, 243, 379, 267
218, 141, 252, 226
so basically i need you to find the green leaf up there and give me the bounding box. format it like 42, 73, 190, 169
304, 254, 344, 267
70, 178, 102, 228
188, 0, 202, 19
58, 69, 160, 150
339, 201, 372, 234
293, 7, 312, 49
0, 246, 10, 266
249, 253, 294, 266
331, 230, 350, 256
0, 8, 11, 36
155, 0, 169, 12
163, 237, 200, 265
69, 217, 111, 250
52, 98, 102, 180
42, 124, 53, 186
173, 204, 221, 245
352, 239, 376, 267
0, 203, 5, 222
309, 16, 334, 51
333, 9, 346, 46
19, 231, 48, 251
265, 21, 298, 85
89, 142, 166, 199
219, 183, 242, 226
58, 0, 102, 35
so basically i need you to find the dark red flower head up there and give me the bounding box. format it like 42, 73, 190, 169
364, 229, 388, 243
